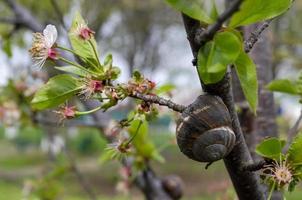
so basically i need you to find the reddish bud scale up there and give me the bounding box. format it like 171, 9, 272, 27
48, 48, 59, 60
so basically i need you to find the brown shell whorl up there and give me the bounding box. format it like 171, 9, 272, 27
176, 95, 236, 163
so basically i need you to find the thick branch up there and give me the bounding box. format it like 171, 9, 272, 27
130, 92, 186, 113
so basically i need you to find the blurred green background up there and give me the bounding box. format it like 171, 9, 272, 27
0, 0, 302, 199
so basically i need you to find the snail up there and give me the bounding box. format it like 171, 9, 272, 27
176, 95, 236, 163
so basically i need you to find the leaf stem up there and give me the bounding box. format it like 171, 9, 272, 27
58, 57, 92, 74
88, 40, 103, 72
58, 45, 100, 71
267, 181, 276, 200
57, 45, 79, 56
76, 106, 102, 116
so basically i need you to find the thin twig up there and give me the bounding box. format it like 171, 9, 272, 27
244, 19, 273, 53
242, 160, 267, 172
283, 109, 302, 152
195, 0, 243, 44
130, 92, 186, 113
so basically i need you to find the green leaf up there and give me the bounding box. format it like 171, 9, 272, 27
133, 70, 143, 82
165, 0, 214, 24
154, 84, 176, 95
197, 31, 241, 84
255, 138, 285, 160
68, 12, 101, 69
128, 120, 163, 162
229, 0, 292, 28
55, 66, 88, 77
234, 52, 258, 113
31, 74, 82, 110
266, 79, 299, 95
104, 54, 113, 69
209, 1, 219, 21
288, 133, 302, 164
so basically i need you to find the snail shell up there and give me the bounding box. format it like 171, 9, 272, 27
176, 95, 236, 163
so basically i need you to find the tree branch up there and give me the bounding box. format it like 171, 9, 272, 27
130, 92, 186, 113
244, 19, 273, 53
242, 160, 267, 172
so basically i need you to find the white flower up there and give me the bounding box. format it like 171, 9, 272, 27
29, 24, 58, 68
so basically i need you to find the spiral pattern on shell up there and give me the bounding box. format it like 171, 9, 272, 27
176, 95, 236, 163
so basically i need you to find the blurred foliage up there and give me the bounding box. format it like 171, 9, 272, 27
0, 0, 301, 199
70, 127, 107, 155
12, 125, 43, 150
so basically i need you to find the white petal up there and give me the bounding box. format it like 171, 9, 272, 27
43, 24, 57, 48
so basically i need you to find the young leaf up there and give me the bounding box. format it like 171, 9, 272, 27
165, 0, 214, 24
197, 31, 241, 84
229, 0, 292, 28
31, 74, 82, 110
209, 1, 219, 21
234, 52, 258, 113
288, 133, 302, 164
255, 138, 285, 160
266, 79, 299, 95
128, 120, 164, 162
154, 84, 176, 95
55, 66, 89, 77
68, 12, 101, 69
